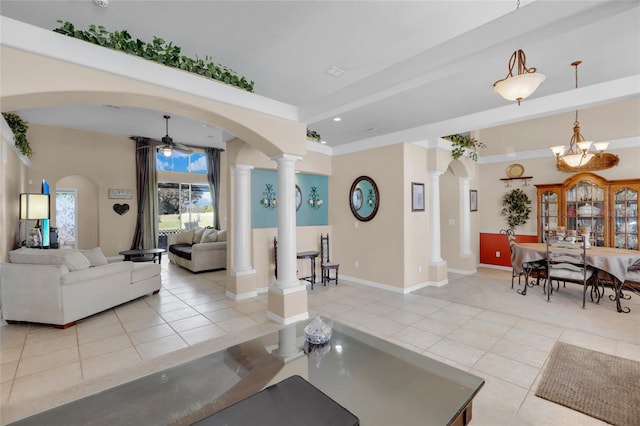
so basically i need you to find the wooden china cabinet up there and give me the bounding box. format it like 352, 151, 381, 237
535, 172, 639, 250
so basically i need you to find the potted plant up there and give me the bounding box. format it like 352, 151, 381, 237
501, 188, 531, 230
444, 133, 485, 162
2, 112, 33, 158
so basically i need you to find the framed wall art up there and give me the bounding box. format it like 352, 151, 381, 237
470, 190, 478, 212
412, 182, 425, 212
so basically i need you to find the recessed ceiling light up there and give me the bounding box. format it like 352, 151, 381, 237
333, 117, 342, 122
320, 140, 327, 144
324, 66, 347, 77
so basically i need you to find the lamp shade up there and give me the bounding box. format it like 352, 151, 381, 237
562, 153, 594, 168
493, 72, 546, 103
19, 193, 50, 220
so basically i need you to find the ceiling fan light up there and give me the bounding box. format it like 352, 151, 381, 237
161, 146, 172, 157
493, 72, 546, 104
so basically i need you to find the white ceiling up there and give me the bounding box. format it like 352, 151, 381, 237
1, 0, 639, 152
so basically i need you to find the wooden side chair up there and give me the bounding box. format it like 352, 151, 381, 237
320, 234, 339, 286
274, 236, 278, 280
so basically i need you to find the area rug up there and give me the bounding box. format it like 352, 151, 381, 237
535, 342, 640, 426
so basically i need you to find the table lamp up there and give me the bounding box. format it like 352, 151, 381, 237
19, 193, 50, 248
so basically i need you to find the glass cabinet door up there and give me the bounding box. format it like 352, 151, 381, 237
565, 181, 606, 247
613, 187, 638, 250
539, 190, 559, 241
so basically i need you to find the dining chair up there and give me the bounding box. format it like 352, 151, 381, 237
545, 236, 601, 307
500, 229, 545, 289
320, 234, 339, 286
500, 229, 523, 288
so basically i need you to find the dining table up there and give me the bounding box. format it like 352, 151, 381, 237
512, 243, 640, 313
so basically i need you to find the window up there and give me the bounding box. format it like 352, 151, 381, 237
156, 152, 207, 174
158, 183, 213, 233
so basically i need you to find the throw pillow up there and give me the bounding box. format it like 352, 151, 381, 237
200, 228, 218, 243
80, 247, 108, 267
193, 227, 205, 244
176, 229, 196, 245
216, 230, 227, 242
63, 251, 91, 271
9, 247, 90, 271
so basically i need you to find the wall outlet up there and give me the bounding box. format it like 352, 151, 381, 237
354, 221, 359, 228
417, 266, 422, 272
495, 251, 500, 258
354, 260, 359, 268
448, 219, 455, 225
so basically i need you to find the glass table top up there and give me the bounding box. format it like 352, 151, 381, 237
10, 320, 484, 426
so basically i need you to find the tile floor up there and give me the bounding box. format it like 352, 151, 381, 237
1, 263, 639, 425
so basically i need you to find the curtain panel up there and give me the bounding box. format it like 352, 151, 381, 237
131, 137, 158, 249
205, 147, 223, 230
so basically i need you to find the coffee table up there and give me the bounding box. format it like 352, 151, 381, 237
10, 321, 484, 425
119, 248, 166, 263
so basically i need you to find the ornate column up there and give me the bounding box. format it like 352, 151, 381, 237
429, 171, 444, 264
428, 170, 448, 285
227, 164, 257, 300
461, 177, 473, 257
267, 154, 308, 324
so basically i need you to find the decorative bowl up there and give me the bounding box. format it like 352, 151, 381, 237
304, 316, 332, 345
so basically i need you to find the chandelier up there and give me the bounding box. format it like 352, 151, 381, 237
493, 49, 546, 105
550, 61, 619, 172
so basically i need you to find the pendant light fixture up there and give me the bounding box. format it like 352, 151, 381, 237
493, 49, 546, 105
550, 61, 619, 172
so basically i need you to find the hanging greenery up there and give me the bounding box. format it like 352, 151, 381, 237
501, 188, 532, 230
445, 134, 486, 162
2, 112, 33, 158
53, 21, 255, 92
306, 129, 321, 142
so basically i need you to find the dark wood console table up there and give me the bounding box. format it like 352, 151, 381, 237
119, 248, 166, 263
297, 250, 319, 289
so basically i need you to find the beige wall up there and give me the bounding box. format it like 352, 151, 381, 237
1, 135, 27, 262
402, 144, 430, 286
24, 124, 137, 256
331, 144, 406, 289
479, 97, 640, 156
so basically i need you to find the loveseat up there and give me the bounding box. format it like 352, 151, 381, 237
167, 227, 227, 272
0, 247, 161, 328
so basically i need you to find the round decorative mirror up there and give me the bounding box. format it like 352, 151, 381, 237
295, 185, 302, 211
349, 176, 379, 221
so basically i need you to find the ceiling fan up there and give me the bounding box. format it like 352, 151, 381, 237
157, 115, 193, 157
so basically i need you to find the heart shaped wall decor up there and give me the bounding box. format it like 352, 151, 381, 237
113, 203, 130, 215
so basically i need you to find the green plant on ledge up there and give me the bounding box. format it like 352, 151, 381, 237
501, 188, 531, 230
306, 129, 321, 142
445, 134, 486, 162
53, 21, 255, 93
2, 112, 32, 158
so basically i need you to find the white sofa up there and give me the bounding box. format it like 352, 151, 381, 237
0, 247, 161, 328
167, 227, 227, 272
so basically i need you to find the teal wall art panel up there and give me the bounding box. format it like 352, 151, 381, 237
251, 169, 329, 228
296, 173, 329, 226
251, 169, 278, 228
